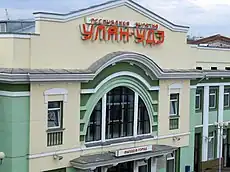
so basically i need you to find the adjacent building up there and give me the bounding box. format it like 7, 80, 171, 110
0, 0, 230, 172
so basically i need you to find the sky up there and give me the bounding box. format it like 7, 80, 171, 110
0, 0, 230, 37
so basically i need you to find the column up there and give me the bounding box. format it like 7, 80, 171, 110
217, 85, 224, 158
151, 158, 157, 172
202, 86, 209, 161
101, 94, 107, 142
134, 92, 139, 137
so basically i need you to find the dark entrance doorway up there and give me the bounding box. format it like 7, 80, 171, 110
194, 133, 201, 172
223, 128, 230, 167
107, 161, 134, 172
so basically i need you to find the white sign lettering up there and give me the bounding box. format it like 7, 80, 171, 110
115, 145, 153, 157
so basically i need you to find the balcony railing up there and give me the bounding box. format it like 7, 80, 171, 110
47, 129, 64, 146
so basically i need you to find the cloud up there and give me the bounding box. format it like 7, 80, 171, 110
1, 0, 230, 36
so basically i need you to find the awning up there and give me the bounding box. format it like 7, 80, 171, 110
70, 145, 177, 170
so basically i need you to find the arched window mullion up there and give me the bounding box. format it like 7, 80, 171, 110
134, 92, 139, 137
101, 94, 107, 142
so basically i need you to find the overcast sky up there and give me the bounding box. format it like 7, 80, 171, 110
0, 0, 230, 37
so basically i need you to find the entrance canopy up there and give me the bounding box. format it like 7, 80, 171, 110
70, 145, 177, 170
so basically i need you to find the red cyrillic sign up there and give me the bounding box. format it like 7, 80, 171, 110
80, 18, 165, 46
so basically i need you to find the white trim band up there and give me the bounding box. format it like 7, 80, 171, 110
0, 91, 30, 97
0, 34, 31, 39
33, 0, 189, 33
28, 132, 190, 159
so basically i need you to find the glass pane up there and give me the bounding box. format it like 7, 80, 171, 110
195, 95, 200, 109
86, 99, 102, 142
48, 101, 61, 109
139, 165, 147, 172
48, 109, 60, 128
209, 95, 215, 108
170, 101, 177, 115
224, 94, 229, 107
138, 97, 150, 135
167, 160, 175, 172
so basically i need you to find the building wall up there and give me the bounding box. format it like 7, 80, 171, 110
158, 79, 190, 136
0, 85, 30, 172
29, 82, 81, 155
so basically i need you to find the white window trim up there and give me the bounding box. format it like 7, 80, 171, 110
195, 93, 201, 110
47, 102, 62, 129
88, 90, 152, 143
224, 92, 230, 107
209, 92, 216, 109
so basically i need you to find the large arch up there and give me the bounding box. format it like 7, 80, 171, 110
81, 75, 155, 136
88, 51, 163, 80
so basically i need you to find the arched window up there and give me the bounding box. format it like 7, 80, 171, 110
86, 86, 151, 142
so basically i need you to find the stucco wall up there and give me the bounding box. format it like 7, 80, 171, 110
29, 82, 81, 155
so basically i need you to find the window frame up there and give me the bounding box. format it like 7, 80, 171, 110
169, 93, 179, 116
209, 89, 217, 109
207, 132, 215, 160
47, 101, 63, 130
166, 152, 175, 172
195, 93, 201, 110
85, 86, 152, 143
224, 89, 230, 108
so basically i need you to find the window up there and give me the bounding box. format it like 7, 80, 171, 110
208, 132, 215, 160
209, 89, 217, 109
224, 88, 230, 108
195, 93, 201, 110
86, 100, 102, 142
138, 98, 150, 135
47, 101, 63, 129
170, 94, 179, 116
106, 87, 134, 139
166, 152, 175, 172
86, 86, 151, 142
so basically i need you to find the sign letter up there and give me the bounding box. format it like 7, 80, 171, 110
80, 24, 94, 40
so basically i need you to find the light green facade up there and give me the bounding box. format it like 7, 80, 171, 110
0, 84, 30, 172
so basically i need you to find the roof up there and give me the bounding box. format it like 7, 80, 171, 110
187, 34, 230, 45
0, 51, 230, 83
33, 0, 189, 33
70, 145, 176, 170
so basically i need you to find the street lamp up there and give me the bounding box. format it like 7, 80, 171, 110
214, 121, 229, 172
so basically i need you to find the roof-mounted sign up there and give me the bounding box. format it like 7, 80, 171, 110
115, 145, 153, 157
80, 18, 165, 46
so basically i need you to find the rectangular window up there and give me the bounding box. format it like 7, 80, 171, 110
47, 101, 64, 146
47, 101, 63, 129
170, 94, 179, 116
195, 93, 201, 110
209, 89, 216, 109
224, 89, 230, 108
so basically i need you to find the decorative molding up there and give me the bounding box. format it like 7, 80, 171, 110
81, 75, 155, 135
44, 88, 68, 103
169, 83, 183, 89
33, 0, 189, 33
190, 85, 197, 89
190, 45, 230, 51
28, 132, 190, 159
0, 91, 30, 97
80, 71, 159, 94
197, 82, 230, 87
